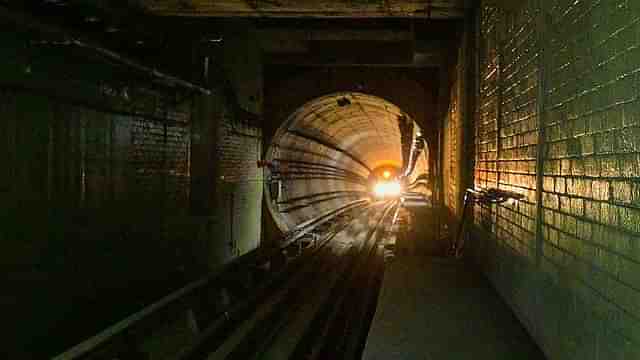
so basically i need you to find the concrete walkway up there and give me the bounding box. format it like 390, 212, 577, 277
362, 256, 545, 360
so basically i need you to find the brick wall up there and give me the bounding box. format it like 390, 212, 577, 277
212, 95, 263, 261
210, 23, 264, 262
0, 24, 264, 357
441, 23, 476, 244
443, 56, 463, 219
0, 89, 196, 357
470, 1, 640, 358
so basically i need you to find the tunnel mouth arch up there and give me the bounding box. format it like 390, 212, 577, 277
265, 92, 429, 234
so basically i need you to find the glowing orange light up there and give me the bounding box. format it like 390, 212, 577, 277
383, 170, 391, 179
373, 180, 402, 198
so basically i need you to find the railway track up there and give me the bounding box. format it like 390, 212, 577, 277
179, 200, 399, 360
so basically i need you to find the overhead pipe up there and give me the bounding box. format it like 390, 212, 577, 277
276, 172, 367, 185
277, 164, 366, 180
0, 6, 211, 95
280, 193, 365, 213
285, 129, 372, 173
277, 190, 368, 205
258, 161, 368, 185
274, 169, 363, 178
0, 83, 188, 126
273, 159, 369, 182
272, 144, 340, 164
278, 176, 367, 185
32, 39, 212, 95
280, 167, 368, 184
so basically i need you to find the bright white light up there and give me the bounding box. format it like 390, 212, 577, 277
373, 180, 402, 198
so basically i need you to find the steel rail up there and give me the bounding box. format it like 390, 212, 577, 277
221, 235, 354, 360
50, 251, 258, 360
345, 201, 401, 358
51, 201, 370, 360
279, 199, 370, 249
207, 202, 394, 360
300, 201, 398, 360
52, 198, 386, 360
177, 203, 383, 360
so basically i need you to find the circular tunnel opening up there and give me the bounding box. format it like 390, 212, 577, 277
265, 92, 429, 234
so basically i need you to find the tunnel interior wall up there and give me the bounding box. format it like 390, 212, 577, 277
0, 40, 195, 358
209, 22, 264, 263
442, 40, 465, 229
263, 67, 442, 252
263, 67, 438, 159
468, 2, 640, 359
1, 24, 263, 357
440, 18, 473, 252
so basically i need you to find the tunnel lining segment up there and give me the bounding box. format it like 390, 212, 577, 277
286, 129, 372, 172
266, 92, 429, 235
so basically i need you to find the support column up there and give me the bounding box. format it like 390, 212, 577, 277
460, 7, 479, 255
435, 62, 450, 246
494, 10, 504, 238
461, 13, 475, 208
534, 0, 549, 267
190, 93, 219, 216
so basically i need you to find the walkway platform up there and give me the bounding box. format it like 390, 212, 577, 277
362, 256, 545, 360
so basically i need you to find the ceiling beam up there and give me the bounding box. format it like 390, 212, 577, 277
258, 28, 414, 53
482, 0, 528, 11
142, 1, 470, 19
0, 5, 210, 94
143, 10, 466, 19
265, 52, 443, 68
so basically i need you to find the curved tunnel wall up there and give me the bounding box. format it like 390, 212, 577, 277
265, 92, 428, 233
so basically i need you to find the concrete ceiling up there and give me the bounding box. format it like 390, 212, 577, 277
258, 27, 448, 67
142, 0, 473, 18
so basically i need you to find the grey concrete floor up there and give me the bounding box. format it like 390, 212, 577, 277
362, 256, 545, 360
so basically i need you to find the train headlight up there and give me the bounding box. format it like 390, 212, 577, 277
373, 180, 402, 198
